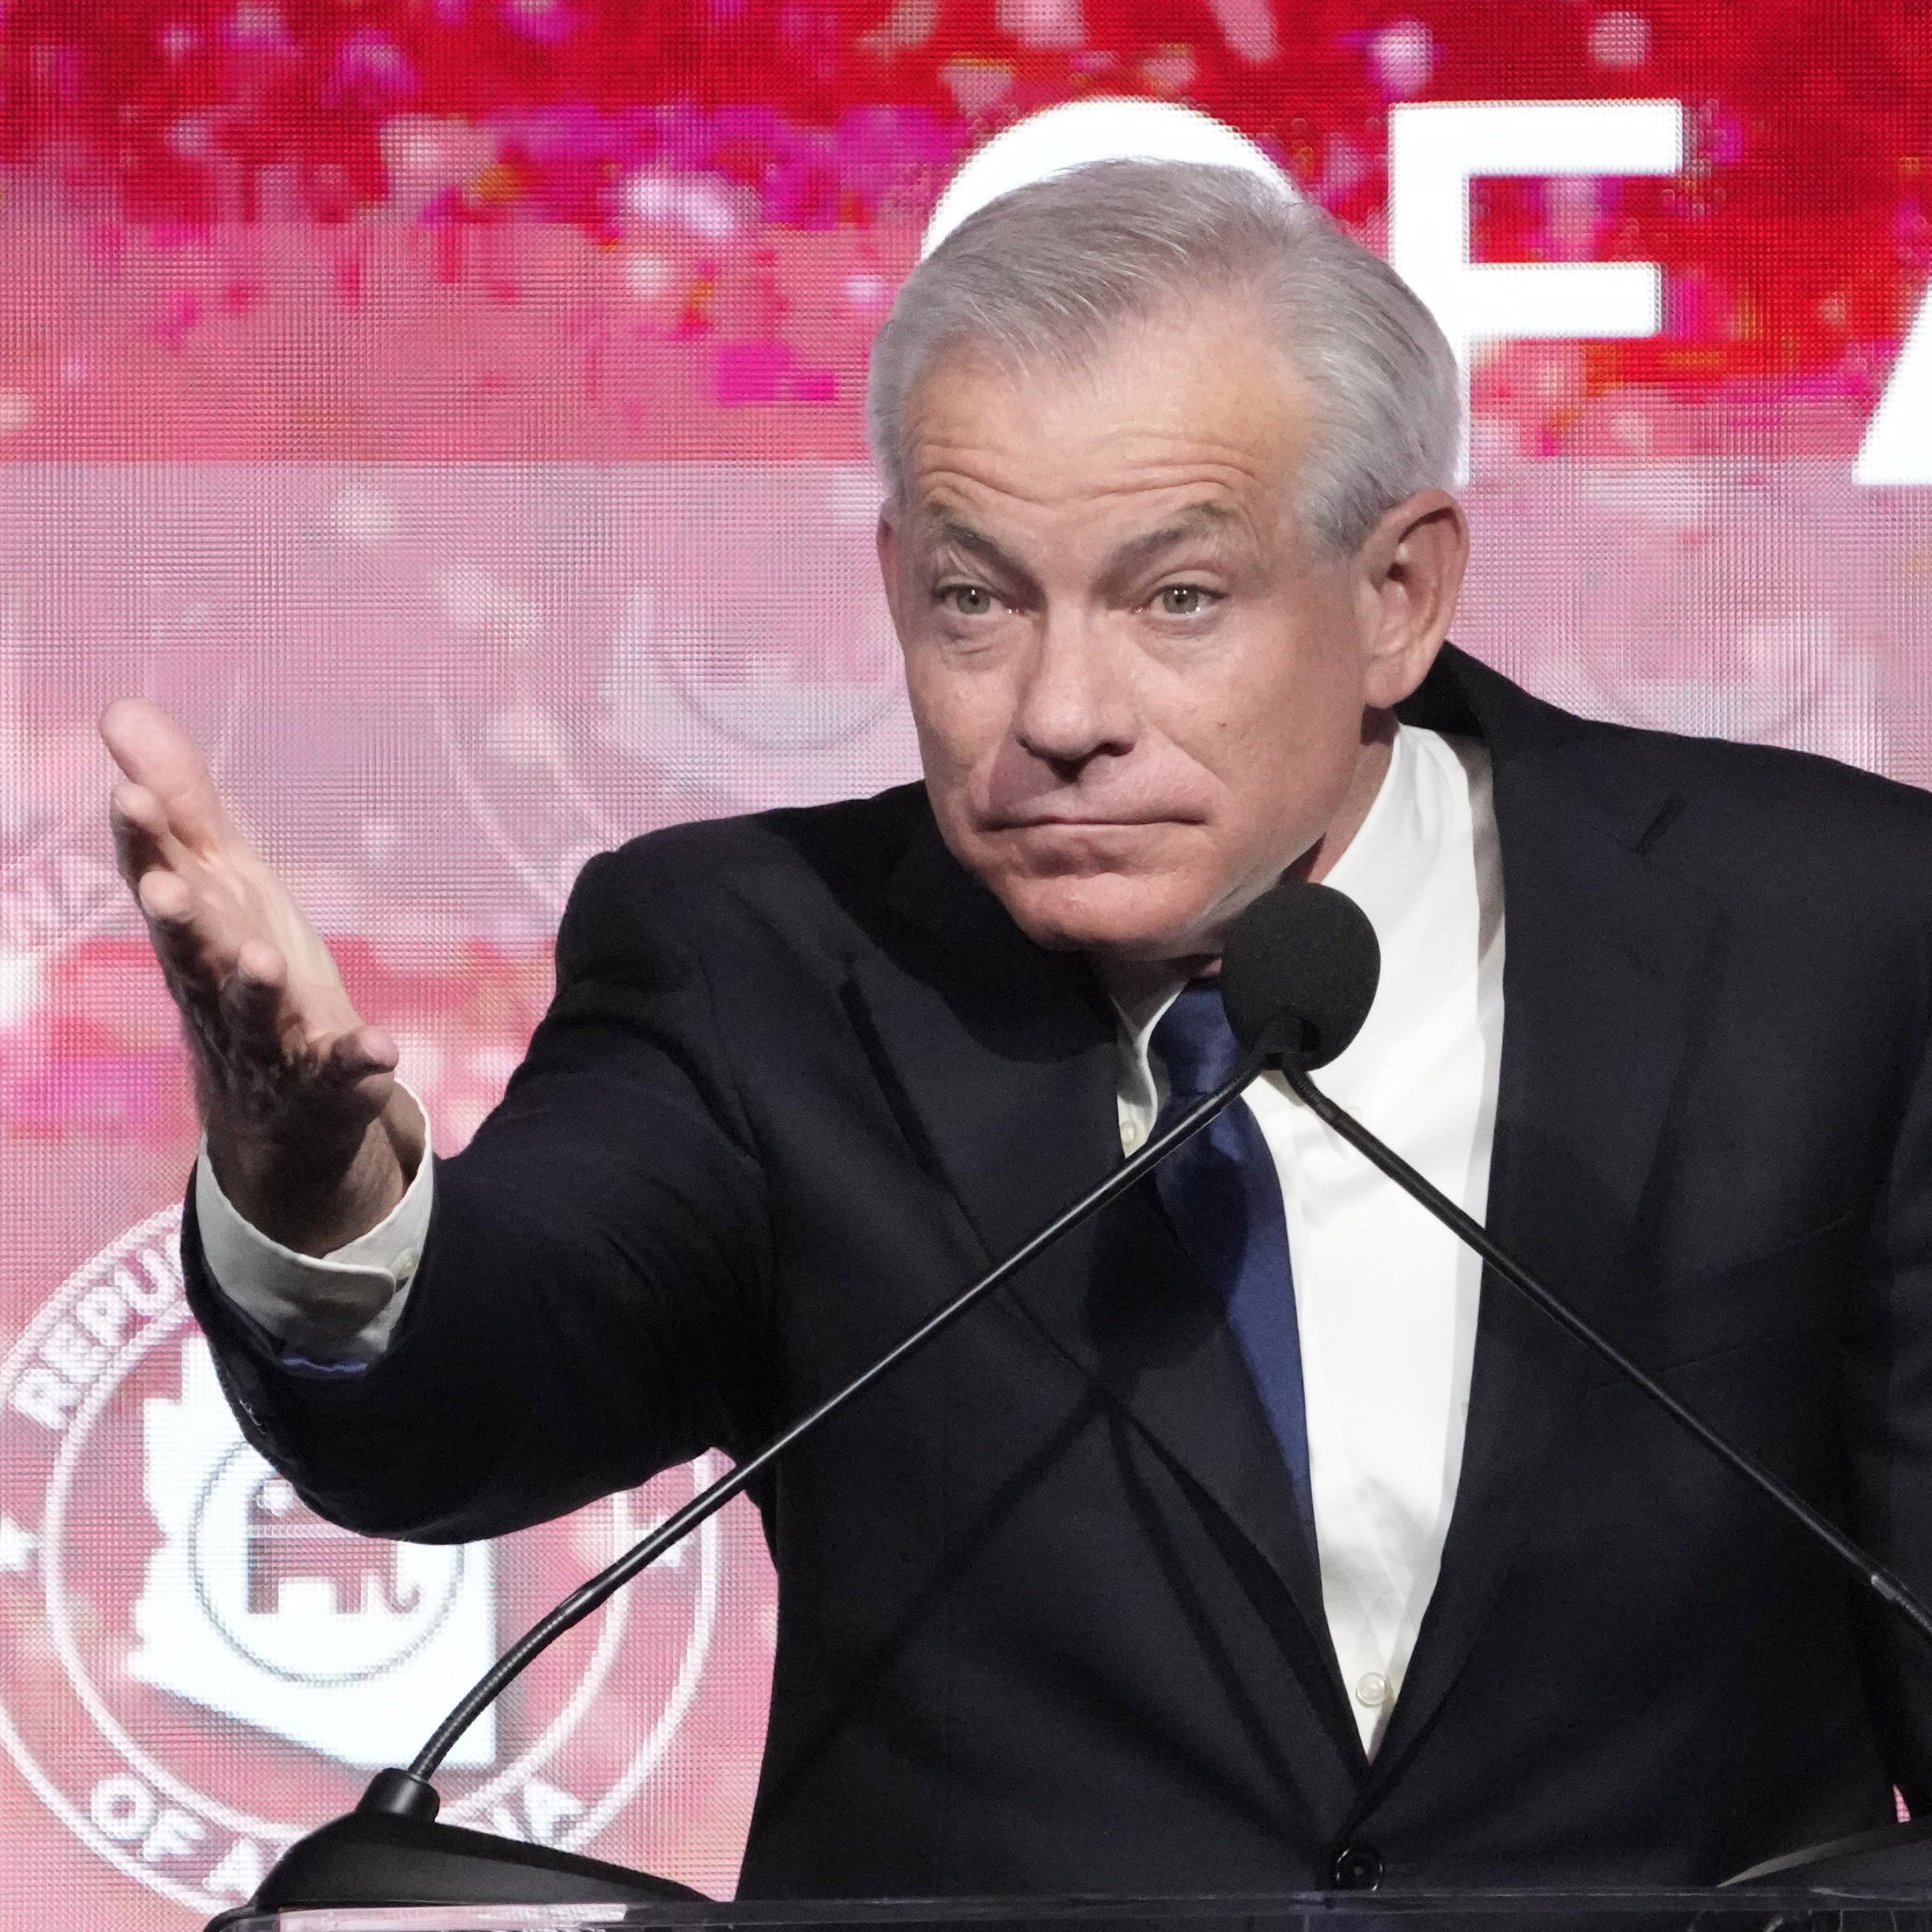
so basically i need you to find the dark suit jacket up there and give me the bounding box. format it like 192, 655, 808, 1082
186, 645, 1932, 1894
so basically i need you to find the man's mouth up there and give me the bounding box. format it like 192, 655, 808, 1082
989, 810, 1192, 830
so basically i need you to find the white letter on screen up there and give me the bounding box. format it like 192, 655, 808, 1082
1857, 291, 1932, 484
1389, 100, 1685, 480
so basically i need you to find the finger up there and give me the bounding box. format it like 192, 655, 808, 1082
98, 698, 236, 856
136, 866, 195, 930
312, 1026, 400, 1128
218, 939, 293, 1058
135, 866, 251, 1009
110, 780, 193, 889
118, 783, 324, 1009
320, 1023, 400, 1084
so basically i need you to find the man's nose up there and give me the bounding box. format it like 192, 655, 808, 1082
1010, 613, 1138, 770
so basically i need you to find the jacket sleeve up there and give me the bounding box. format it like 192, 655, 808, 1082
181, 842, 777, 1543
1843, 1004, 1932, 1809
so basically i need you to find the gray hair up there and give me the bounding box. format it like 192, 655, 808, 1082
867, 158, 1461, 552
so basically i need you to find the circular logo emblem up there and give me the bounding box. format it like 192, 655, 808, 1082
397, 463, 922, 925
1514, 464, 1885, 772
0, 1207, 730, 1914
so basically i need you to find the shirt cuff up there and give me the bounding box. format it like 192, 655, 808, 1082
194, 1082, 435, 1367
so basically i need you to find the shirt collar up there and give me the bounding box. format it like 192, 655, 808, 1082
1315, 721, 1436, 960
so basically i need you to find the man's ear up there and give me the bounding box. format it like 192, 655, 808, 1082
1352, 489, 1469, 709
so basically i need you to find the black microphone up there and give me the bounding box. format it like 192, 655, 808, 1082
210, 885, 1378, 1926
1220, 868, 1381, 1072
1226, 878, 1932, 1891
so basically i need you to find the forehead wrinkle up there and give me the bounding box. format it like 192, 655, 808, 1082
915, 431, 1275, 484
919, 501, 1240, 567
910, 410, 1286, 497
912, 459, 1273, 527
909, 473, 1274, 582
907, 398, 1293, 561
903, 308, 1310, 511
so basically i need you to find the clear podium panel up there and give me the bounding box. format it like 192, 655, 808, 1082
214, 1893, 1932, 1932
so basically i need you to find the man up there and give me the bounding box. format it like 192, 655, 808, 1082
102, 160, 1932, 1894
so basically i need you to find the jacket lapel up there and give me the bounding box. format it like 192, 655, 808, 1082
840, 646, 1723, 1796
847, 808, 1360, 1767
1358, 650, 1722, 1794
1027, 1177, 1360, 1763
846, 805, 1124, 1269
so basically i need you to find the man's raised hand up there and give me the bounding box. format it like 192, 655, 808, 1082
100, 699, 421, 1254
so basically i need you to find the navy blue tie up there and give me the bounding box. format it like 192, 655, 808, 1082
1150, 981, 1314, 1535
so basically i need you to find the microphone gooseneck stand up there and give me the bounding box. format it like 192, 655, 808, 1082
1278, 1056, 1932, 1655
1267, 1055, 1932, 1890
209, 1046, 1274, 1928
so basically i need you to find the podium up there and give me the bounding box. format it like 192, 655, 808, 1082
212, 1893, 1932, 1931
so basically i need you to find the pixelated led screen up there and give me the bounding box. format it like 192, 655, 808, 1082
3, 1, 1932, 1922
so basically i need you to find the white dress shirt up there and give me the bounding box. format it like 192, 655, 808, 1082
1114, 724, 1504, 1755
198, 721, 1505, 1755
195, 1090, 434, 1365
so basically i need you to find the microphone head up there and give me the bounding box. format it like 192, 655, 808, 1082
1220, 880, 1380, 1070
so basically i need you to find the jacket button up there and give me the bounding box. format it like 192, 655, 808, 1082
1331, 1844, 1383, 1890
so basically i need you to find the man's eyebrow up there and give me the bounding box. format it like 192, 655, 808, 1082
915, 521, 1043, 595
1100, 502, 1240, 578
920, 517, 1033, 581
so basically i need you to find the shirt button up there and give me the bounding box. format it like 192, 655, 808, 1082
391, 1249, 418, 1282
1354, 1670, 1391, 1707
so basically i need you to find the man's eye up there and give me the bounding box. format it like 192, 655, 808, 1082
1155, 585, 1213, 618
940, 584, 997, 617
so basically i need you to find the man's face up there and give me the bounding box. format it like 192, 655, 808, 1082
878, 297, 1461, 969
